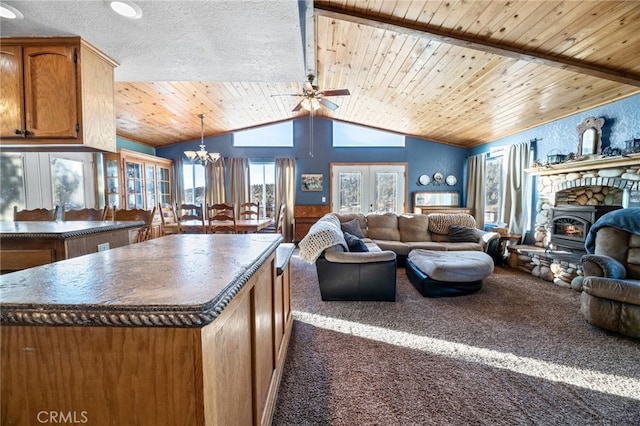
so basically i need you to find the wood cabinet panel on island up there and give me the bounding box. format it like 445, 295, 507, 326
0, 36, 117, 151
1, 234, 293, 426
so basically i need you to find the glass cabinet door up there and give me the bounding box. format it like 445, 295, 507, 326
125, 161, 144, 209
145, 164, 156, 210
157, 166, 171, 205
105, 158, 120, 208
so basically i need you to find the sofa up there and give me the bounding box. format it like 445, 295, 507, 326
298, 212, 500, 301
581, 208, 640, 339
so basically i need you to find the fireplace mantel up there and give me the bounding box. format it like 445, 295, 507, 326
525, 154, 640, 176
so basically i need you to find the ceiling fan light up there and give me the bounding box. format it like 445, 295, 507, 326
301, 97, 320, 112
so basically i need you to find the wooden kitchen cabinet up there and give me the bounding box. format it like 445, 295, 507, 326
0, 37, 117, 151
104, 149, 172, 238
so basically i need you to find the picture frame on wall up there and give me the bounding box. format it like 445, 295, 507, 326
301, 174, 323, 191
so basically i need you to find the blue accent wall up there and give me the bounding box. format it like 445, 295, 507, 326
157, 117, 467, 210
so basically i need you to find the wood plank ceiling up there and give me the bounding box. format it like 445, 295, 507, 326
114, 0, 640, 149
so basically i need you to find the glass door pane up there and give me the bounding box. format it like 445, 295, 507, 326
332, 164, 406, 214
157, 166, 171, 205
145, 164, 156, 209
337, 171, 363, 214
373, 171, 398, 213
105, 158, 120, 208
125, 161, 143, 209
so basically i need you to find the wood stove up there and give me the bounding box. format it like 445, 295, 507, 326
550, 205, 620, 252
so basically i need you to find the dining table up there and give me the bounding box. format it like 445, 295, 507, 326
179, 217, 273, 234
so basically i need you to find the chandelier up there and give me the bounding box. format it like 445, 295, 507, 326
184, 114, 220, 166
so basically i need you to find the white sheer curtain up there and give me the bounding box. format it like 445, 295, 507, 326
228, 158, 249, 214
465, 154, 486, 230
275, 158, 295, 242
500, 141, 532, 238
206, 157, 226, 205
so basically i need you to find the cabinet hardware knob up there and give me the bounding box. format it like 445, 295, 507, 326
14, 129, 22, 135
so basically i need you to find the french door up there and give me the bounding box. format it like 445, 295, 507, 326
331, 163, 406, 214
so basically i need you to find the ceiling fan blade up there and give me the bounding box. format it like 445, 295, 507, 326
321, 89, 350, 97
319, 97, 339, 111
292, 100, 304, 112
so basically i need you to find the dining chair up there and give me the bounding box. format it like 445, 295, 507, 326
207, 203, 237, 234
176, 203, 205, 233
14, 205, 59, 221
62, 206, 108, 221
113, 207, 156, 243
239, 202, 260, 220
260, 202, 286, 235
158, 203, 179, 235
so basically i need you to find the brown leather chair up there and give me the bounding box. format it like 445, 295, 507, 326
207, 203, 237, 234
63, 207, 108, 221
114, 207, 156, 243
14, 206, 58, 221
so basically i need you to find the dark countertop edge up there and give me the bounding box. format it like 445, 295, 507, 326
0, 221, 144, 239
0, 235, 283, 328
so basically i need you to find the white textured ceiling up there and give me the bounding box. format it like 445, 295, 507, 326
0, 0, 306, 82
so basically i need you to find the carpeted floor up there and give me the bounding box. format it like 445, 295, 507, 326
272, 252, 640, 426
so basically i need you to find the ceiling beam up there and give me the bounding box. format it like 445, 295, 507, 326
314, 5, 640, 88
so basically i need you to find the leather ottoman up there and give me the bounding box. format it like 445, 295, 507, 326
406, 249, 494, 297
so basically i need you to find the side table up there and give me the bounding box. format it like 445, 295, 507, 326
497, 234, 522, 265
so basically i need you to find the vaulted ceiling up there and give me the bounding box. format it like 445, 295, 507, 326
2, 1, 639, 149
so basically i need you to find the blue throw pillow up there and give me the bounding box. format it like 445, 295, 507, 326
343, 232, 369, 252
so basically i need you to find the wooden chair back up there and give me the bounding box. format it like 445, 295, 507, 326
14, 206, 58, 221
239, 202, 260, 220
176, 203, 205, 233
63, 207, 108, 221
207, 203, 237, 234
114, 207, 156, 243
158, 203, 179, 235
275, 202, 286, 234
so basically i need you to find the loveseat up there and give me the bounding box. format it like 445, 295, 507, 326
298, 212, 500, 301
581, 208, 640, 339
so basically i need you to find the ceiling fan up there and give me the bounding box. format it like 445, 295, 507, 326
282, 74, 350, 112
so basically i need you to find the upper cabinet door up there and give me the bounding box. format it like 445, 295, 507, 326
23, 45, 78, 138
0, 45, 25, 138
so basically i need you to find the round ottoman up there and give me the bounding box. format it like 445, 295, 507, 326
406, 249, 494, 297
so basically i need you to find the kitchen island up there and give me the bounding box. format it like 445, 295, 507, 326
0, 220, 143, 273
1, 233, 291, 426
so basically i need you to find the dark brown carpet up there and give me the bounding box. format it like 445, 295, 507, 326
272, 252, 640, 425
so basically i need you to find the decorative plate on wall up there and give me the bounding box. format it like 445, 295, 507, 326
418, 174, 430, 185
446, 175, 457, 186
433, 172, 444, 184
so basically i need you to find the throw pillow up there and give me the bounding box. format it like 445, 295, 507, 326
343, 232, 369, 252
341, 218, 365, 238
448, 225, 484, 243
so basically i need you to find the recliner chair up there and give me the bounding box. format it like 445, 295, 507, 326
581, 208, 640, 339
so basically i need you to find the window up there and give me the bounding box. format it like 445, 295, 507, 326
331, 164, 406, 214
234, 121, 293, 147
0, 153, 26, 221
51, 157, 86, 210
333, 121, 405, 147
183, 163, 205, 205
485, 154, 503, 225
249, 162, 275, 218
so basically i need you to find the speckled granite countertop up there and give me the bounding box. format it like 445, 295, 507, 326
0, 221, 144, 239
0, 233, 282, 328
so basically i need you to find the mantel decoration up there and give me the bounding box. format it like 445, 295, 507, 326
184, 114, 220, 166
577, 116, 604, 157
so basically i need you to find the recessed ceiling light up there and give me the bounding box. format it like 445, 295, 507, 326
0, 2, 24, 19
109, 1, 142, 19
